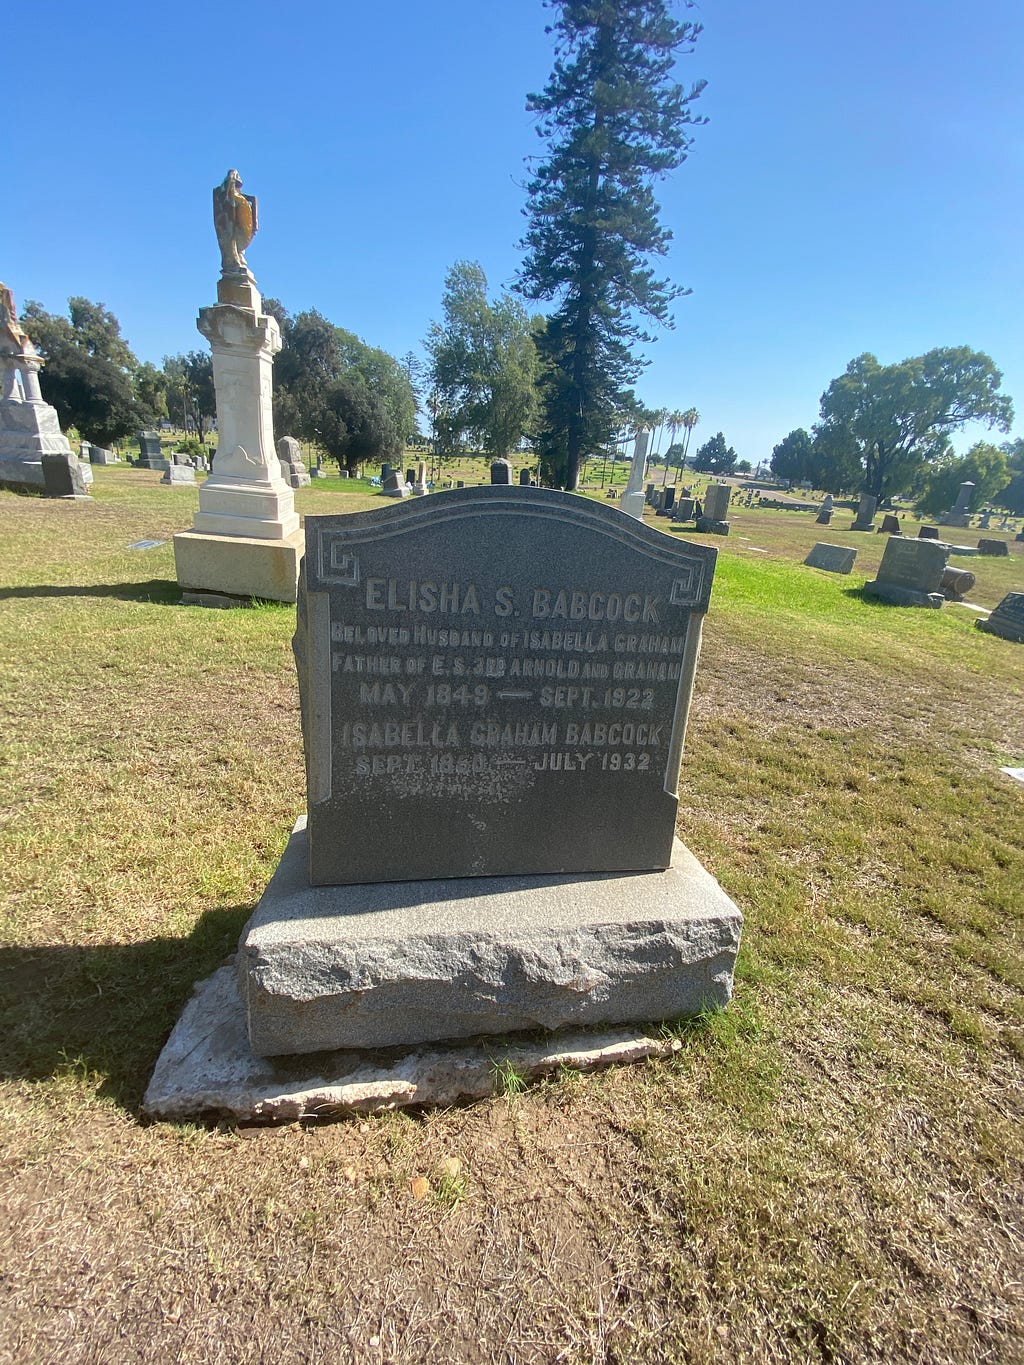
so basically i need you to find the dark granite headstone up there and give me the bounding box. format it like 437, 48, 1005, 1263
673, 497, 696, 523
519, 468, 532, 487
381, 463, 392, 483
864, 537, 948, 607
940, 566, 976, 600
879, 513, 901, 535
41, 453, 90, 498
918, 526, 940, 539
804, 543, 857, 574
977, 593, 1024, 643
977, 539, 1009, 557
406, 468, 417, 487
294, 487, 718, 885
490, 458, 513, 485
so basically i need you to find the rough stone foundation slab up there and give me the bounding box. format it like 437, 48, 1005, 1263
238, 819, 742, 1056
143, 965, 684, 1121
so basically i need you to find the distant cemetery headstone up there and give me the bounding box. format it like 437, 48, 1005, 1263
673, 497, 696, 523
977, 538, 1009, 557
277, 435, 310, 488
519, 468, 532, 487
918, 526, 940, 539
976, 592, 1024, 643
850, 493, 877, 531
696, 482, 731, 535
656, 486, 677, 517
406, 467, 417, 487
233, 486, 740, 1055
490, 458, 513, 485
879, 513, 901, 535
411, 460, 429, 496
136, 430, 167, 470
940, 480, 973, 528
161, 463, 196, 485
382, 470, 409, 498
41, 452, 91, 499
864, 537, 949, 607
804, 542, 857, 574
815, 494, 834, 526
88, 444, 118, 465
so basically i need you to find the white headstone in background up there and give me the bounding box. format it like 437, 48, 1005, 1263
619, 429, 650, 521
0, 282, 75, 491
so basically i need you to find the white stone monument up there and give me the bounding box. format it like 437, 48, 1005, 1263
0, 283, 76, 492
173, 170, 303, 605
618, 429, 650, 521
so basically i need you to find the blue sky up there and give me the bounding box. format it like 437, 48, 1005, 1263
6, 0, 1022, 464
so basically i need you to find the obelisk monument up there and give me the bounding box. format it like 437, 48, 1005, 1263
173, 170, 303, 604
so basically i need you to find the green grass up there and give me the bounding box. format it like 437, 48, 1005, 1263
0, 472, 1022, 1362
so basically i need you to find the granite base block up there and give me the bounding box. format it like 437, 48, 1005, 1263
173, 527, 304, 605
143, 965, 681, 1121
864, 581, 943, 608
238, 819, 742, 1057
694, 516, 730, 536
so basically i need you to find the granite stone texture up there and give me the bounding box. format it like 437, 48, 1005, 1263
143, 964, 683, 1121
295, 487, 718, 885
865, 536, 949, 607
804, 542, 857, 574
977, 539, 1009, 557
237, 818, 743, 1055
41, 452, 91, 498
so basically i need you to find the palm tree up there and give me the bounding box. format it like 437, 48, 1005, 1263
675, 408, 700, 484
662, 409, 684, 485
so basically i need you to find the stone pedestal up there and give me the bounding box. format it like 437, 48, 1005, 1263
0, 311, 74, 491
174, 272, 302, 605
238, 819, 742, 1056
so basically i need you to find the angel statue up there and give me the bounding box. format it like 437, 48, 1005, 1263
213, 169, 258, 273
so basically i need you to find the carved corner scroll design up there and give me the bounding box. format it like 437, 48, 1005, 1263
320, 531, 360, 587
670, 564, 703, 607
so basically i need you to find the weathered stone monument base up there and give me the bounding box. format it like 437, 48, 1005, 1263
237, 818, 741, 1056
173, 527, 304, 604
695, 516, 730, 536
976, 593, 1024, 643
863, 581, 943, 608
144, 965, 683, 1121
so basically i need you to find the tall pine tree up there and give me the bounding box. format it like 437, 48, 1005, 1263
517, 0, 705, 488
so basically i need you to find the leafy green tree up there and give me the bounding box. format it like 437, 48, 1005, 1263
999, 438, 1024, 515
692, 431, 737, 474
133, 362, 168, 428
21, 297, 151, 444
516, 0, 706, 489
426, 261, 538, 459
914, 442, 1011, 518
815, 347, 1013, 501
270, 304, 414, 474
770, 428, 814, 485
162, 351, 215, 438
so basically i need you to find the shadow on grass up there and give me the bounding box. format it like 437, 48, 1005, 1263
0, 579, 181, 605
0, 903, 253, 1113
